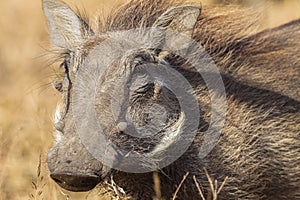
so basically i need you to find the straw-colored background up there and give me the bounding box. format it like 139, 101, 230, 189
0, 0, 299, 199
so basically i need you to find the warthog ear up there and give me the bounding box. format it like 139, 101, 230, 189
42, 0, 91, 49
151, 5, 201, 49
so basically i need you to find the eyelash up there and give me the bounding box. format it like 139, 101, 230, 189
60, 59, 69, 72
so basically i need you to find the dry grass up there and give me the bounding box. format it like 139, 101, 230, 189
192, 169, 228, 200
0, 0, 299, 199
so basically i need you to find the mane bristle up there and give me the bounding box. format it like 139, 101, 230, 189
98, 0, 186, 32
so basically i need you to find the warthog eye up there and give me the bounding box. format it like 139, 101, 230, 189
53, 59, 71, 93
52, 57, 73, 119
54, 81, 63, 92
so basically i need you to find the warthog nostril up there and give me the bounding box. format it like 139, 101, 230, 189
66, 160, 72, 164
50, 172, 101, 192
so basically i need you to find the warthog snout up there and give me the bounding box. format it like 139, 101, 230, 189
47, 134, 109, 191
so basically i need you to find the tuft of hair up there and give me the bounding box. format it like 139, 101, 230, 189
53, 104, 63, 144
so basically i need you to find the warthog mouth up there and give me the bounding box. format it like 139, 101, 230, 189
50, 172, 101, 192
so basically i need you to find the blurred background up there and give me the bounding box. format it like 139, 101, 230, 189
0, 0, 299, 199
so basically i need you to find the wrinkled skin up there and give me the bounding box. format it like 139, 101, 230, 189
43, 0, 300, 199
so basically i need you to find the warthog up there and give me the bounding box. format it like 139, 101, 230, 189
43, 0, 300, 199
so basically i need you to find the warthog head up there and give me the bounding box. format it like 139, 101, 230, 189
43, 0, 203, 192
